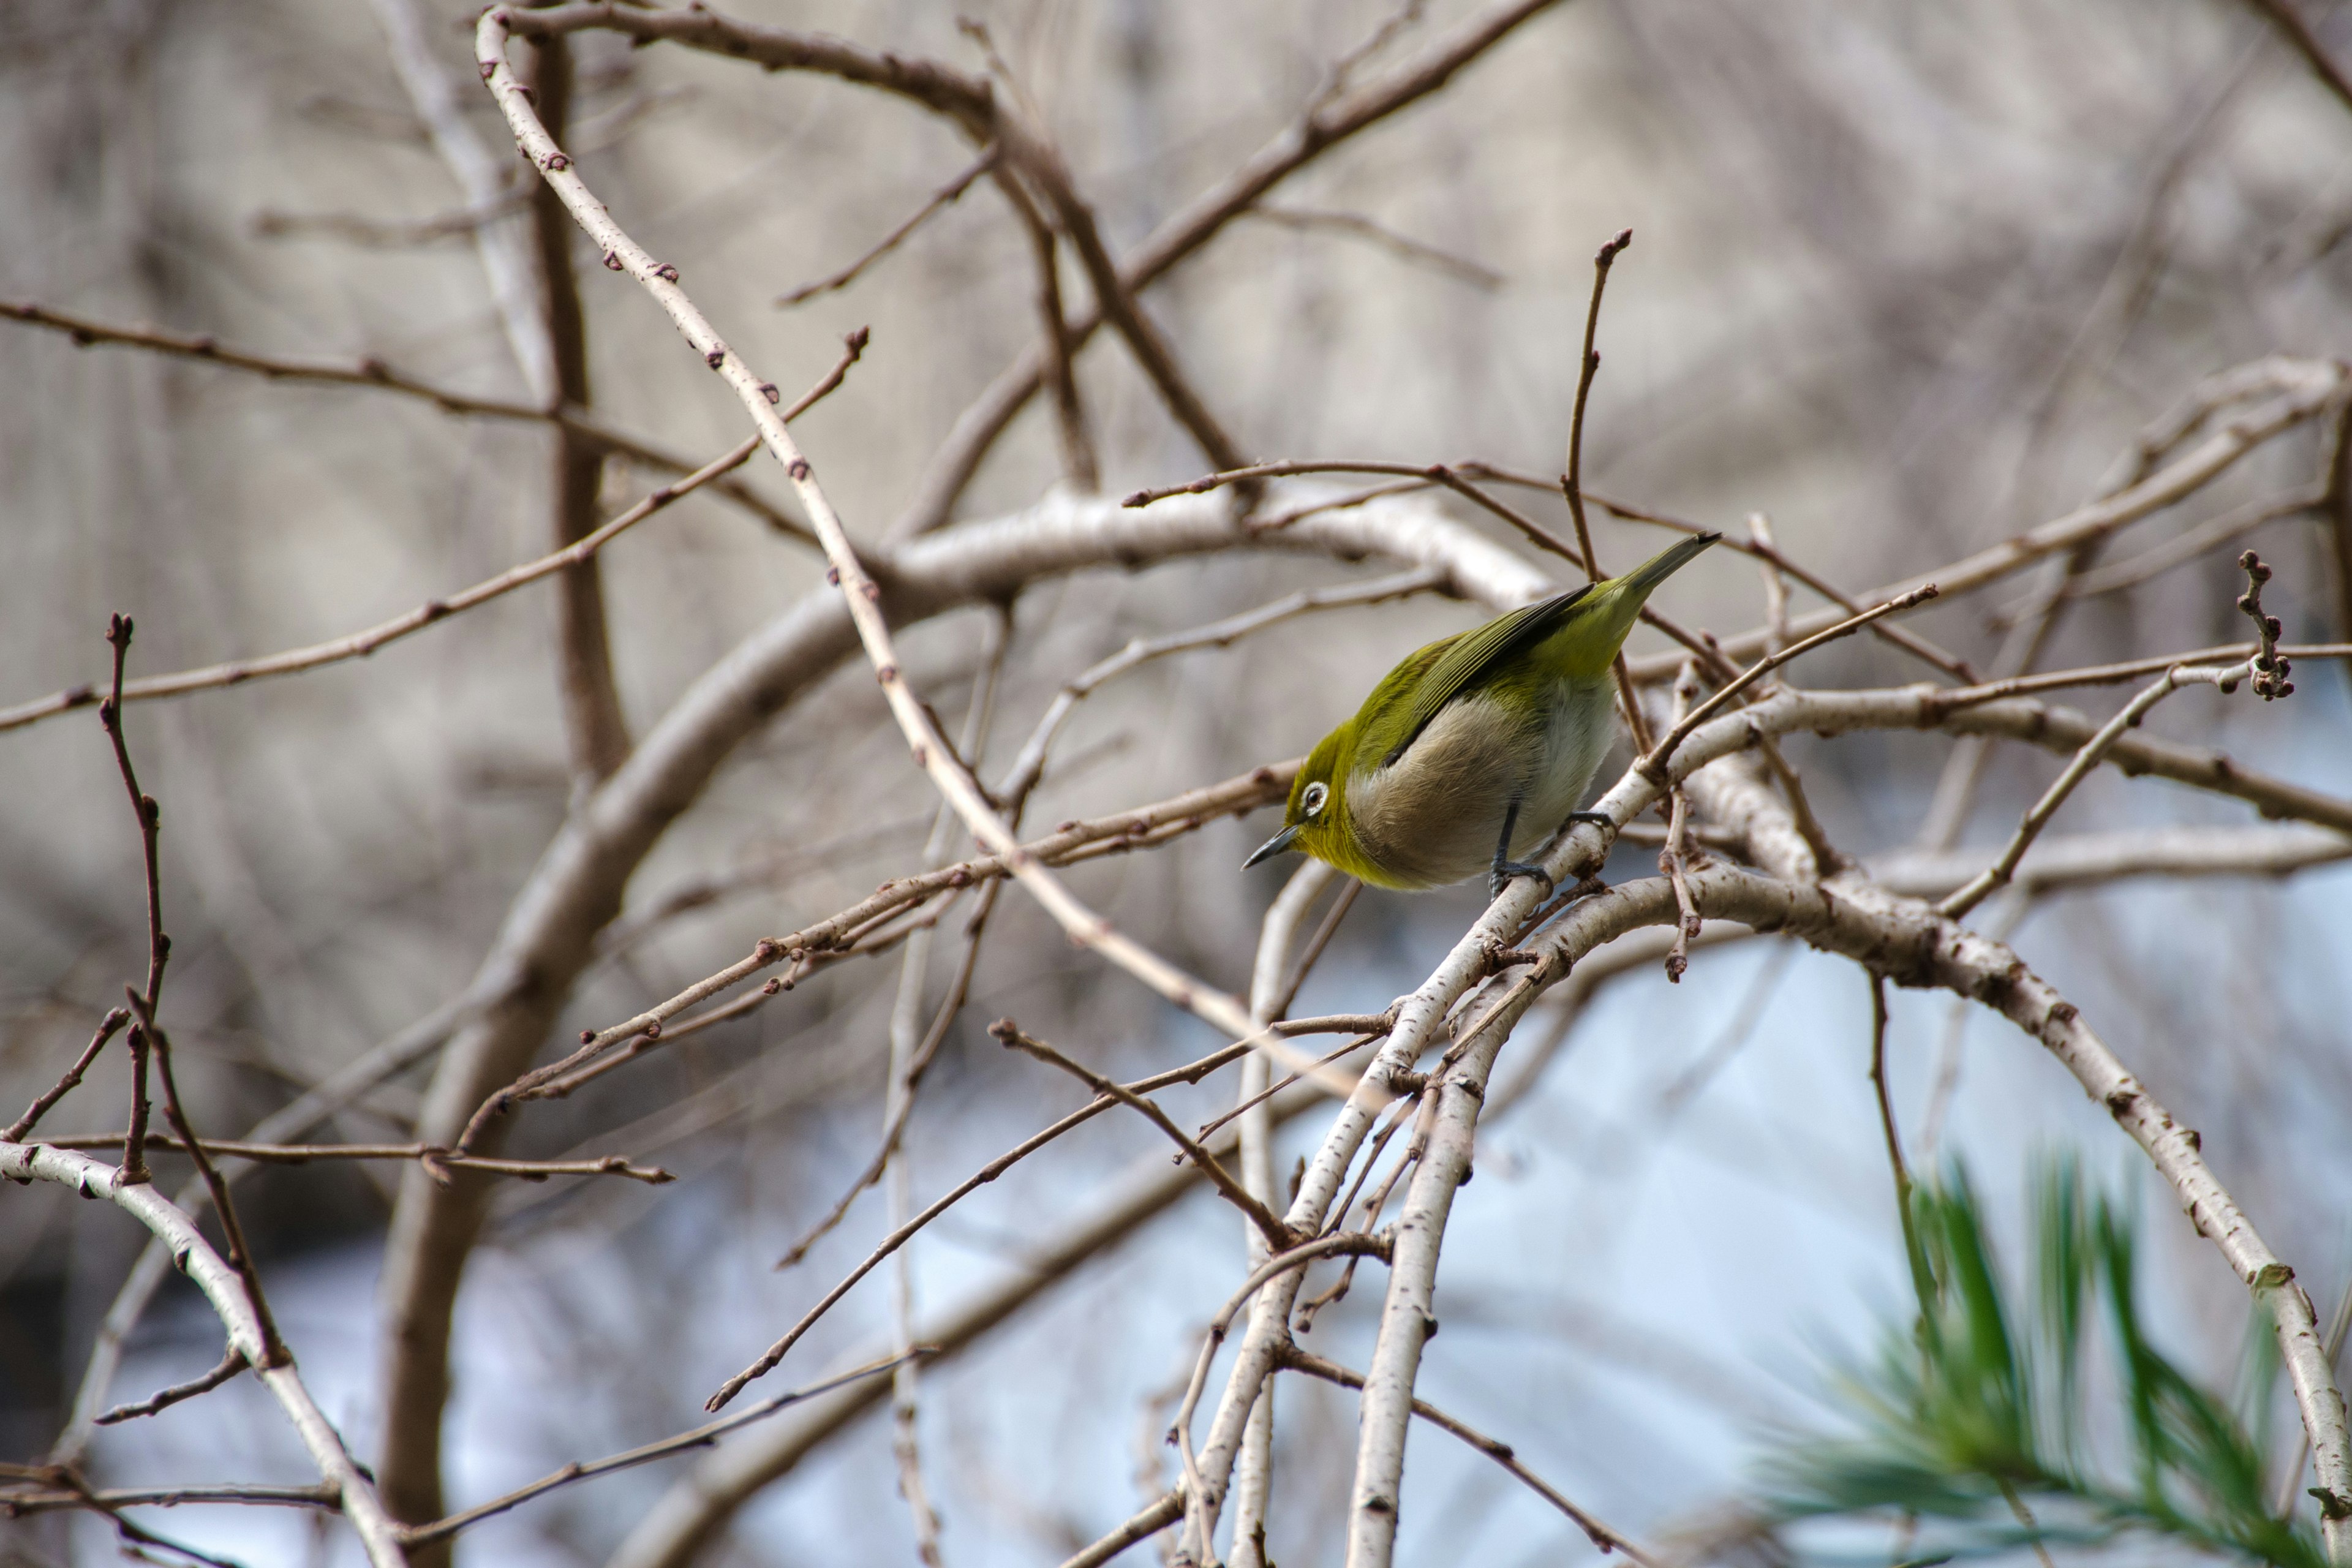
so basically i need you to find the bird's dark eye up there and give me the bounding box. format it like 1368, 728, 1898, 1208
1302, 781, 1329, 817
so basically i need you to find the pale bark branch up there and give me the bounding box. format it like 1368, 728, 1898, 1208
1, 1142, 409, 1568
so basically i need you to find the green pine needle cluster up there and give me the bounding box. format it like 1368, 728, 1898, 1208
1761, 1158, 2321, 1568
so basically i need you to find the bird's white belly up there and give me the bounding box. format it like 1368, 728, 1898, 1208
1344, 677, 1618, 889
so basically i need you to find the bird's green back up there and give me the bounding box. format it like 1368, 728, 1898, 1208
1355, 586, 1596, 770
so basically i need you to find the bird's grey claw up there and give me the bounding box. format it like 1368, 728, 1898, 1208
1488, 860, 1555, 902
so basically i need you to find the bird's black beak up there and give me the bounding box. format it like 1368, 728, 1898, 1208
1242, 824, 1301, 870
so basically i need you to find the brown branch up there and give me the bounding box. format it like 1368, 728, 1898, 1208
0, 331, 872, 737
93, 1348, 248, 1427
987, 160, 1099, 489
391, 1354, 917, 1550
37, 1133, 673, 1184
884, 0, 1570, 537
996, 118, 1253, 484
706, 1033, 1320, 1414
0, 300, 812, 543
252, 190, 532, 247
453, 762, 1292, 1155
1562, 228, 1631, 579
1245, 204, 1503, 288
97, 619, 164, 1186
1277, 1345, 1665, 1567
125, 993, 288, 1368
1638, 586, 1941, 778
1556, 232, 1662, 752
5, 1007, 130, 1143
2239, 0, 2352, 117
991, 1021, 1295, 1251
523, 33, 631, 785
778, 147, 1000, 306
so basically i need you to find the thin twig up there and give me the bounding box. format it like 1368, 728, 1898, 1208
1936, 655, 2256, 919
1277, 1345, 1665, 1568
1639, 586, 1942, 779
0, 300, 811, 543
1245, 204, 1502, 288
1561, 229, 1654, 752
723, 1031, 1327, 1411
995, 568, 1444, 809
124, 993, 288, 1367
37, 1133, 673, 1183
456, 763, 1296, 1153
992, 1022, 1294, 1251
1864, 970, 1932, 1305
98, 618, 163, 1185
1269, 879, 1362, 1020
778, 147, 999, 306
1659, 663, 1705, 982
5, 1008, 131, 1143
0, 334, 866, 736
394, 1353, 918, 1549
93, 1348, 249, 1427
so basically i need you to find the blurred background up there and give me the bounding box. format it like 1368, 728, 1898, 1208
3, 0, 2351, 1563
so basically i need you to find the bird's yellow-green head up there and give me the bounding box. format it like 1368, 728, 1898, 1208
1245, 531, 1720, 889
1245, 726, 1366, 879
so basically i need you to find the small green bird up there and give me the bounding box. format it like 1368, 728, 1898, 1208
1245, 532, 1720, 895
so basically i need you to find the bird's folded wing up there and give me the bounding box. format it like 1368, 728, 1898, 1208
1376, 586, 1589, 768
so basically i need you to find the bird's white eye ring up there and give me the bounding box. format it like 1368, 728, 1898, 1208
1302, 781, 1329, 818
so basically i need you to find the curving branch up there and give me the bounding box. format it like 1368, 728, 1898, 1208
2, 1142, 409, 1567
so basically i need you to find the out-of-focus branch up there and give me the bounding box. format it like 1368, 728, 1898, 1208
2328, 404, 2352, 638
0, 300, 812, 540
393, 1354, 914, 1551
986, 161, 1099, 491
520, 31, 630, 785
369, 0, 552, 403
1278, 1346, 1661, 1566
0, 432, 773, 735
994, 115, 1253, 482
4, 1007, 129, 1142
1245, 204, 1504, 288
2239, 0, 2352, 116
778, 147, 1000, 307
